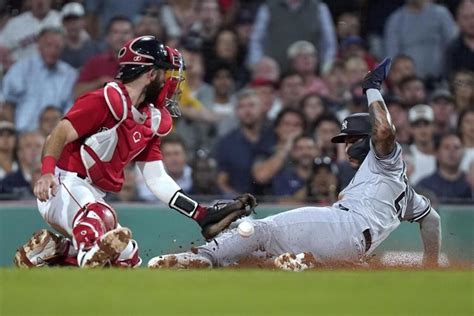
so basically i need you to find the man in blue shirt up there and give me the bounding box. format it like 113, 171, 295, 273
215, 89, 269, 196
272, 135, 318, 196
1, 27, 77, 131
417, 133, 471, 203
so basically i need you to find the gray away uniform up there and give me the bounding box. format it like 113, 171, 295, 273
198, 142, 432, 266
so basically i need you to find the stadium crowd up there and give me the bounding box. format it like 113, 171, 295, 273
0, 0, 473, 205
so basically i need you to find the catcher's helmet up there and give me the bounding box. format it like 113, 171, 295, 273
116, 36, 176, 83
331, 113, 372, 162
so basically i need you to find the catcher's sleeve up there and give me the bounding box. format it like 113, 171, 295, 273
136, 160, 181, 204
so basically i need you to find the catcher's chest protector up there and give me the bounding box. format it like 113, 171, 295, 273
80, 82, 173, 192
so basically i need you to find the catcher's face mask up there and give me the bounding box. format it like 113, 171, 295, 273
156, 46, 185, 117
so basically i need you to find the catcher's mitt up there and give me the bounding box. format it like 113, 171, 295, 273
198, 193, 257, 240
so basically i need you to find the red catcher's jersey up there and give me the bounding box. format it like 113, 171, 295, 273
57, 82, 173, 192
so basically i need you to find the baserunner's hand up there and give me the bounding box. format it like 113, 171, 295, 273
34, 173, 58, 202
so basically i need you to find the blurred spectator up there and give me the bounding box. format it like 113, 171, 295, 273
249, 78, 278, 121
134, 11, 165, 40
458, 108, 474, 172
300, 93, 326, 133
0, 121, 17, 180
267, 72, 305, 119
0, 0, 61, 65
1, 27, 77, 131
248, 0, 337, 73
160, 0, 197, 43
191, 0, 223, 63
287, 40, 328, 96
108, 164, 139, 202
0, 131, 44, 196
336, 12, 360, 41
250, 56, 280, 82
192, 0, 222, 41
272, 135, 318, 197
208, 62, 237, 138
38, 105, 62, 137
175, 40, 218, 153
336, 83, 368, 122
322, 61, 350, 111
417, 133, 471, 203
444, 0, 474, 77
386, 54, 416, 95
429, 89, 457, 137
344, 55, 369, 87
386, 96, 411, 145
60, 2, 99, 70
311, 113, 340, 160
215, 89, 266, 195
384, 0, 457, 79
397, 75, 426, 108
467, 160, 474, 197
363, 0, 405, 59
252, 108, 306, 193
84, 0, 159, 39
338, 36, 377, 70
189, 150, 221, 196
161, 136, 192, 192
235, 8, 254, 51
406, 104, 436, 185
74, 16, 134, 99
137, 135, 191, 201
451, 69, 474, 111
292, 156, 339, 204
206, 28, 249, 88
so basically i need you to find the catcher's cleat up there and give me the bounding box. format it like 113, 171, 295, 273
148, 252, 212, 269
274, 252, 318, 272
362, 57, 392, 93
78, 227, 131, 268
14, 229, 70, 268
198, 193, 257, 240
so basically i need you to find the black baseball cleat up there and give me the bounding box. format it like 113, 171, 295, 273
362, 57, 392, 93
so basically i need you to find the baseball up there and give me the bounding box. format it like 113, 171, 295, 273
237, 221, 254, 238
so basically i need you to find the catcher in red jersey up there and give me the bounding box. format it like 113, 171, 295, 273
14, 36, 256, 268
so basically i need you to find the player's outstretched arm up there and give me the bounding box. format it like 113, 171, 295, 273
418, 208, 441, 266
34, 120, 79, 201
362, 57, 396, 157
137, 160, 256, 239
368, 98, 396, 157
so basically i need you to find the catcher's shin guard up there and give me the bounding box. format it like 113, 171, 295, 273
114, 239, 142, 268
78, 227, 132, 268
72, 202, 118, 251
14, 229, 71, 268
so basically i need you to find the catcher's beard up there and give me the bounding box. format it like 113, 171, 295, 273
144, 76, 162, 104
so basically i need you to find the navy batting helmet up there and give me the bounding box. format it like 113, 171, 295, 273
116, 36, 176, 83
331, 113, 372, 162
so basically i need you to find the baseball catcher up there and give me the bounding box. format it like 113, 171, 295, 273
14, 35, 256, 268
149, 58, 442, 270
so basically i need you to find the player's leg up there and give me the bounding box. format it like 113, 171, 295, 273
148, 220, 275, 268
38, 171, 132, 267
263, 206, 367, 263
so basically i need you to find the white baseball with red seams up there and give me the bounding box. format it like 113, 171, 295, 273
237, 221, 254, 238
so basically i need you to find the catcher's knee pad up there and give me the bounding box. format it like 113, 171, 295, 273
72, 202, 118, 250
14, 229, 71, 268
114, 239, 142, 268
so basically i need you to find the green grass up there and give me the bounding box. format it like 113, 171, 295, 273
0, 269, 472, 316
